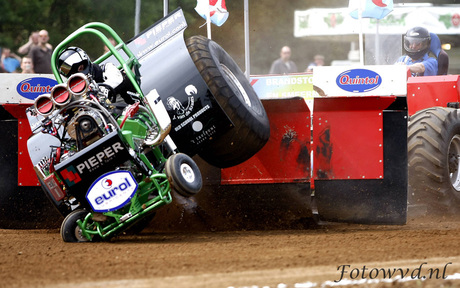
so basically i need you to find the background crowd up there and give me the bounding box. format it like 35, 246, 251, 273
269, 45, 324, 74
0, 29, 52, 74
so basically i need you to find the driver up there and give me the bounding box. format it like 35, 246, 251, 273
57, 46, 135, 104
395, 27, 438, 77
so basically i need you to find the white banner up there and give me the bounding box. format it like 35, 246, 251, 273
295, 5, 460, 37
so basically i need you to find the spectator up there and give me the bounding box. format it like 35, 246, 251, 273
306, 54, 325, 73
18, 31, 39, 55
29, 29, 53, 74
21, 56, 34, 73
1, 48, 21, 73
395, 27, 437, 77
0, 55, 5, 73
269, 46, 298, 74
104, 37, 117, 53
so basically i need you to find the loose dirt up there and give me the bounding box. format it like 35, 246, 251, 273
2, 215, 460, 288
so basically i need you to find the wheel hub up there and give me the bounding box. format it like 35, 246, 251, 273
448, 135, 460, 191
180, 163, 195, 183
220, 64, 252, 108
74, 226, 89, 242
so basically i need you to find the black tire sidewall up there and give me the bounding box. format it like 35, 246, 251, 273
408, 107, 460, 213
61, 209, 89, 242
441, 110, 460, 203
207, 40, 266, 119
187, 35, 270, 168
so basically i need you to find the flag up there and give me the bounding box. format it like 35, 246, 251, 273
195, 0, 229, 27
349, 0, 393, 20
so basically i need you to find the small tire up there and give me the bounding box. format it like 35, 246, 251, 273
186, 35, 270, 168
60, 209, 92, 242
408, 107, 460, 214
165, 153, 202, 197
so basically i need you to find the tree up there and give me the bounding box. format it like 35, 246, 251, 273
1, 0, 199, 58
3, 0, 430, 74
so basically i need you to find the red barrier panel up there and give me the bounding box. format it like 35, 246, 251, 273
221, 97, 311, 184
2, 104, 39, 186
407, 75, 460, 116
313, 96, 395, 180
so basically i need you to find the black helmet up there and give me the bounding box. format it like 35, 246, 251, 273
58, 47, 92, 77
404, 27, 431, 60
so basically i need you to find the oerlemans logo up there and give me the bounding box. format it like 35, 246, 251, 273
16, 77, 58, 100
336, 69, 382, 93
86, 171, 138, 212
60, 166, 82, 187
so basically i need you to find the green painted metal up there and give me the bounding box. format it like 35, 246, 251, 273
50, 22, 174, 241
77, 174, 172, 241
51, 22, 143, 97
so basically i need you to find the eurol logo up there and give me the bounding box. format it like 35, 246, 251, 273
16, 77, 58, 100
336, 69, 382, 93
86, 170, 138, 213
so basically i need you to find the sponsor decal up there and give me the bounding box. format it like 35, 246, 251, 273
174, 104, 210, 132
16, 77, 58, 100
185, 84, 197, 96
44, 174, 66, 202
86, 170, 138, 212
131, 10, 187, 60
167, 84, 197, 120
60, 166, 82, 187
191, 124, 217, 145
133, 37, 147, 46
336, 69, 382, 93
453, 13, 460, 27
75, 142, 125, 174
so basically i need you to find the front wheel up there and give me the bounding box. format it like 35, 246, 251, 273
60, 209, 93, 242
408, 107, 460, 214
165, 153, 202, 197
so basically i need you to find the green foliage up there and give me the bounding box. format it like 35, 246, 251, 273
0, 0, 392, 74
1, 0, 200, 58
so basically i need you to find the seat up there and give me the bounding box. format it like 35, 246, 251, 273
430, 32, 449, 75
437, 50, 449, 75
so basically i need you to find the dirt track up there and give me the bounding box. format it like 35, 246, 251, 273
2, 214, 460, 288
2, 160, 460, 287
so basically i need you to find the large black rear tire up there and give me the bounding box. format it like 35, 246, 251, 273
408, 107, 460, 214
186, 35, 270, 168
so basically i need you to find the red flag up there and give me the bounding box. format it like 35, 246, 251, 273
195, 0, 229, 27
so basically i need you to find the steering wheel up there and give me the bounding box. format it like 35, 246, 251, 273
97, 83, 117, 103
